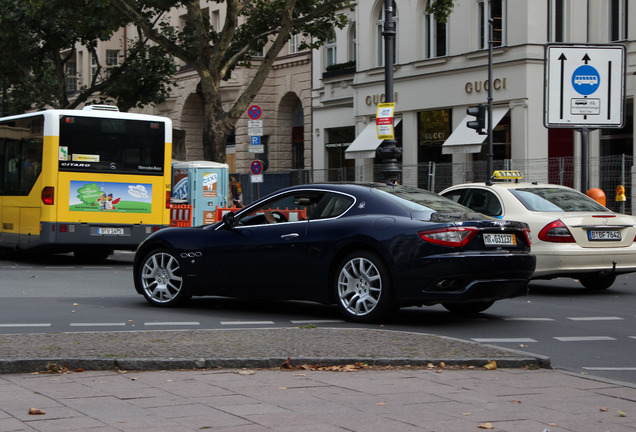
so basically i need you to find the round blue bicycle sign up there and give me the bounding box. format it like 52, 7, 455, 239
571, 65, 600, 96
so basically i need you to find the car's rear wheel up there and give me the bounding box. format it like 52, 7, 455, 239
442, 301, 495, 314
334, 251, 395, 323
138, 249, 190, 306
578, 273, 616, 290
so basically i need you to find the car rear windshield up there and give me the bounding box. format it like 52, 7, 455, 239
509, 187, 610, 212
373, 185, 472, 213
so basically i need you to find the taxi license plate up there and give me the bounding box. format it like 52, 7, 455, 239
588, 230, 621, 241
97, 227, 124, 235
483, 233, 516, 246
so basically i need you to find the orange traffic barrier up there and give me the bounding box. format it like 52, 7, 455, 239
170, 204, 193, 227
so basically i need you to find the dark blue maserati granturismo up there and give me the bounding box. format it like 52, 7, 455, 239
133, 183, 536, 322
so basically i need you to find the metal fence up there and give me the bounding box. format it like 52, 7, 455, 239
234, 154, 633, 214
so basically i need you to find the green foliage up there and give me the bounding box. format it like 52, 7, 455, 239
425, 0, 456, 23
0, 0, 175, 114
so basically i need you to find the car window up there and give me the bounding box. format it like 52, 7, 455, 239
465, 189, 502, 217
509, 187, 610, 212
440, 189, 464, 204
314, 193, 354, 219
237, 191, 324, 226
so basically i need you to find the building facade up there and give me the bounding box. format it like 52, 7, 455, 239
311, 0, 635, 197
65, 2, 313, 175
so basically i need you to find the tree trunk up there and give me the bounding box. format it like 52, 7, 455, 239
197, 79, 232, 163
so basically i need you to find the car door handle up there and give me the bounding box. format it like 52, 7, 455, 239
281, 233, 300, 240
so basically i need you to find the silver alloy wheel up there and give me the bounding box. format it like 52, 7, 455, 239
337, 256, 382, 317
141, 251, 183, 304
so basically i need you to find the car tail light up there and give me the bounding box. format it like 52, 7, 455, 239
419, 227, 478, 247
523, 227, 532, 245
538, 220, 575, 243
41, 187, 54, 205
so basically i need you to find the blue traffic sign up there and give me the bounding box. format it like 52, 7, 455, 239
248, 105, 262, 120
250, 136, 261, 146
250, 160, 264, 175
572, 65, 600, 96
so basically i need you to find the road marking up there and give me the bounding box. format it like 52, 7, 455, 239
503, 317, 555, 321
220, 321, 275, 325
567, 316, 623, 321
144, 322, 200, 326
70, 323, 126, 327
554, 336, 616, 341
0, 323, 51, 327
583, 367, 636, 371
471, 338, 537, 343
290, 320, 345, 324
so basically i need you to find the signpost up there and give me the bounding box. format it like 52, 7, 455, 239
250, 159, 264, 183
544, 44, 626, 192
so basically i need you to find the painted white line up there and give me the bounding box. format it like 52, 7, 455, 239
44, 266, 75, 269
554, 336, 616, 342
503, 317, 555, 321
567, 316, 623, 321
220, 321, 275, 325
583, 367, 636, 371
70, 323, 126, 327
0, 323, 51, 328
144, 322, 200, 326
471, 338, 537, 343
82, 266, 113, 269
290, 320, 345, 324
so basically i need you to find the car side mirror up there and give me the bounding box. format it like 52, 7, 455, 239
222, 211, 236, 228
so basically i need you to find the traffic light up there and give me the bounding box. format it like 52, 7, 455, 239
467, 104, 487, 135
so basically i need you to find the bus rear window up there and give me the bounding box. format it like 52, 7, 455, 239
59, 116, 165, 175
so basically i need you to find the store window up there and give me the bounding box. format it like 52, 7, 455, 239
610, 0, 628, 41
424, 0, 448, 58
376, 0, 398, 66
478, 0, 505, 49
326, 127, 355, 181
548, 0, 566, 42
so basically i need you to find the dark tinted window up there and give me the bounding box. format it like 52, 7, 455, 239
58, 116, 165, 175
0, 115, 43, 196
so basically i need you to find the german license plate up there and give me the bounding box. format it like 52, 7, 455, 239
588, 230, 621, 241
483, 233, 516, 246
97, 227, 124, 235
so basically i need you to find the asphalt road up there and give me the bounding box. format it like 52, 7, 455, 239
1, 250, 636, 384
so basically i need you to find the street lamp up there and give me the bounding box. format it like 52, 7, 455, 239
376, 0, 402, 183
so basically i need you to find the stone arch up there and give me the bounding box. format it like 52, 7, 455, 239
275, 92, 306, 171
179, 93, 205, 161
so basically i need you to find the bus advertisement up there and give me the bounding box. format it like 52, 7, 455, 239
0, 106, 173, 259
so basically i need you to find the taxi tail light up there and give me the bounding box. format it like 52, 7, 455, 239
419, 227, 478, 247
538, 220, 575, 243
41, 187, 54, 205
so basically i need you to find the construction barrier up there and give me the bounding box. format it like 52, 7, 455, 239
170, 204, 193, 227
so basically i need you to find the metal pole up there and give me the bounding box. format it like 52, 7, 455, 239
580, 127, 589, 192
376, 0, 402, 183
486, 18, 494, 179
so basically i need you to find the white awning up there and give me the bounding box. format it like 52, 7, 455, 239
345, 119, 402, 159
441, 107, 509, 154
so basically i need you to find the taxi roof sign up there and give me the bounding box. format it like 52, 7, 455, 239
492, 170, 524, 180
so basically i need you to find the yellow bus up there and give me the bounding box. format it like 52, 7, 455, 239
0, 106, 172, 259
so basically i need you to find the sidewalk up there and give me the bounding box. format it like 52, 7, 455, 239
1, 328, 635, 431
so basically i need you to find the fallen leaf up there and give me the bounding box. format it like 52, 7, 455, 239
484, 361, 497, 370
512, 400, 521, 404
279, 387, 287, 390
617, 410, 627, 417
439, 362, 446, 368
28, 408, 45, 415
280, 357, 293, 369
236, 369, 256, 375
462, 412, 471, 416
375, 402, 385, 406
519, 344, 528, 348
600, 406, 609, 412
478, 422, 494, 429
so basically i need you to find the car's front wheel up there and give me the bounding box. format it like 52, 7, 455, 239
578, 273, 616, 290
137, 249, 190, 306
334, 251, 396, 323
442, 301, 495, 314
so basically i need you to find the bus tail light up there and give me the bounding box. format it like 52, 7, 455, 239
166, 191, 171, 209
42, 187, 55, 205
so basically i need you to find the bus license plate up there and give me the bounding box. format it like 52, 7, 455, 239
588, 230, 621, 241
483, 233, 516, 246
97, 227, 124, 235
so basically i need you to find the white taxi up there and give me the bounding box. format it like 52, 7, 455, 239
440, 171, 636, 290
